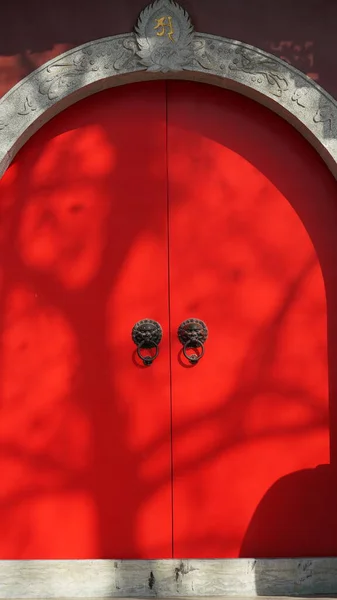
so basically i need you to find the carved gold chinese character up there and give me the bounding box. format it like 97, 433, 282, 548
154, 16, 174, 42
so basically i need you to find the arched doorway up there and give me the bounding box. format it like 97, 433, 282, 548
0, 79, 333, 560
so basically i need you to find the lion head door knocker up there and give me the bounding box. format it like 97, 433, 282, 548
178, 318, 208, 364
132, 319, 163, 365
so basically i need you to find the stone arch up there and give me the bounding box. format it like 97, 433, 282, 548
0, 2, 337, 597
0, 0, 336, 179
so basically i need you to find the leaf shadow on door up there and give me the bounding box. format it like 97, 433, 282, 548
164, 80, 337, 562
0, 81, 173, 563
0, 77, 336, 584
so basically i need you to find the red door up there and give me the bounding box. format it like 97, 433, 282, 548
0, 82, 172, 559
0, 80, 333, 559
168, 81, 331, 558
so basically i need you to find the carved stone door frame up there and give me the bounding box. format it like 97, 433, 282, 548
1, 0, 337, 597
0, 0, 336, 181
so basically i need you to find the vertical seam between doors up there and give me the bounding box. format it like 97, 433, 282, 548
165, 80, 175, 558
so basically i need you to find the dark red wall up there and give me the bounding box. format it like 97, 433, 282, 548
0, 0, 335, 98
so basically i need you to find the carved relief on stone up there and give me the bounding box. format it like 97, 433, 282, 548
291, 87, 309, 108
39, 51, 101, 100
135, 0, 195, 71
192, 38, 217, 70
313, 104, 337, 132
229, 48, 289, 97
134, 0, 216, 72
113, 38, 139, 71
18, 96, 37, 115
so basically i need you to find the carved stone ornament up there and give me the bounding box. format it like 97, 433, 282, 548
135, 0, 194, 71
0, 0, 336, 179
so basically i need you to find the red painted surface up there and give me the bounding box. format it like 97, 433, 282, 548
0, 82, 172, 559
168, 81, 331, 558
0, 80, 335, 559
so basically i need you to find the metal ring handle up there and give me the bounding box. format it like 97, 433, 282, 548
178, 318, 208, 364
183, 340, 205, 364
132, 319, 162, 366
137, 340, 159, 366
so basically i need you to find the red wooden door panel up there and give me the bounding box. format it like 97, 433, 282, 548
167, 81, 332, 558
0, 82, 172, 559
0, 79, 335, 562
